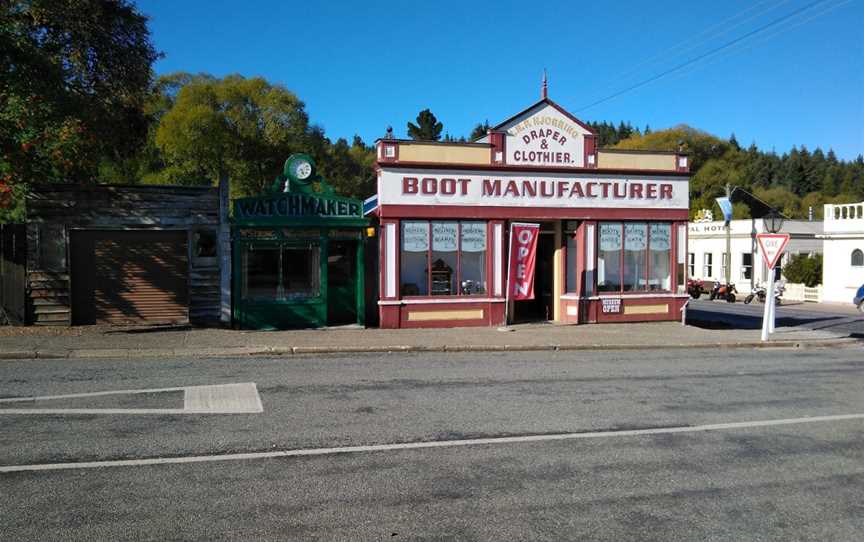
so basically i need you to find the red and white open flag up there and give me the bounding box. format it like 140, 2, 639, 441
507, 223, 540, 301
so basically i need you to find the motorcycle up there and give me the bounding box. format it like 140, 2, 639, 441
709, 282, 737, 303
743, 283, 784, 305
686, 278, 704, 299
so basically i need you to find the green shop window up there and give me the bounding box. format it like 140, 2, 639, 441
242, 242, 321, 301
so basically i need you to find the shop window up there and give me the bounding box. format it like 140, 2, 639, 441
243, 245, 280, 300
741, 253, 753, 280
688, 253, 695, 277
598, 222, 674, 293
194, 230, 218, 258
38, 224, 66, 271
400, 221, 486, 297
703, 253, 713, 278
623, 223, 647, 291
852, 249, 863, 267
597, 223, 622, 292
242, 242, 320, 300
649, 223, 671, 291
282, 245, 320, 298
566, 233, 578, 292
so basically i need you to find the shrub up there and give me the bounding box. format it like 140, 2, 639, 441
782, 253, 822, 287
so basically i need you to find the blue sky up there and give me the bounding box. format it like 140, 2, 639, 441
138, 0, 863, 160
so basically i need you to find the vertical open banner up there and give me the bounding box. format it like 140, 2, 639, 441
507, 223, 541, 301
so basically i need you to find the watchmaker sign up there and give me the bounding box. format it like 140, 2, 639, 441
502, 103, 591, 168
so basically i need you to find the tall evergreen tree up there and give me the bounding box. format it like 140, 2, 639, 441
407, 109, 443, 141
469, 121, 491, 141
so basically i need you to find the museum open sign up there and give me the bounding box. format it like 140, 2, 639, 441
236, 194, 362, 219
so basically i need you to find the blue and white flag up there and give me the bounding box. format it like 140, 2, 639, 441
715, 197, 733, 222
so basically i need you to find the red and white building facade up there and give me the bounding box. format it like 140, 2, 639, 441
369, 96, 691, 328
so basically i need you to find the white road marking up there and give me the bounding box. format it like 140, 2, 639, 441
1, 412, 862, 474
0, 383, 262, 415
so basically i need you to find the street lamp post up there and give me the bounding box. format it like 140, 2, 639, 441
761, 209, 785, 338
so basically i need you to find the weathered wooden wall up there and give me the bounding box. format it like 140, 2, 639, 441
26, 184, 221, 326
1, 223, 27, 324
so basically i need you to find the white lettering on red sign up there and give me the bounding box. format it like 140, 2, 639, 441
508, 223, 540, 300
601, 298, 622, 313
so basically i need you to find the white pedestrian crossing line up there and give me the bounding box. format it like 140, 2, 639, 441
1, 412, 862, 474
0, 383, 263, 415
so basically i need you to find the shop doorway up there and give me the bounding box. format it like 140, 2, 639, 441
514, 231, 555, 322
327, 240, 358, 325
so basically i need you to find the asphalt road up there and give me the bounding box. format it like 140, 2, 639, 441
2, 347, 864, 540
687, 298, 864, 336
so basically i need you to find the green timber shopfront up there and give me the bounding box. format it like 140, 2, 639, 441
232, 154, 369, 329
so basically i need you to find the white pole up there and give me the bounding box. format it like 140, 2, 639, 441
767, 273, 776, 334
761, 278, 773, 341
503, 223, 514, 327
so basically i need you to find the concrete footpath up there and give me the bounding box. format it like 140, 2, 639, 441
0, 320, 859, 360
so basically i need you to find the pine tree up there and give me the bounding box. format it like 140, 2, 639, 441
729, 133, 740, 151
407, 109, 443, 141
469, 121, 491, 141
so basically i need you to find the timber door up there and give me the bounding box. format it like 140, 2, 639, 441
71, 230, 189, 325
327, 240, 358, 325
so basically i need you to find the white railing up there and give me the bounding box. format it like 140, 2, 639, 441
782, 283, 822, 303
804, 285, 822, 303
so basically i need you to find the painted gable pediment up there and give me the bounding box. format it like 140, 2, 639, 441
497, 101, 594, 168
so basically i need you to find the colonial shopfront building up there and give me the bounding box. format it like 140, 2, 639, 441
232, 154, 369, 329
367, 94, 692, 328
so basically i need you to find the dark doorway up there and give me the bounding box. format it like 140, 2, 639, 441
70, 230, 188, 325
514, 232, 555, 322
327, 240, 358, 325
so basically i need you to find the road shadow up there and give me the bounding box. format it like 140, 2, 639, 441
687, 308, 846, 331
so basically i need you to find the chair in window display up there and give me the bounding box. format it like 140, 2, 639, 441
429, 259, 453, 296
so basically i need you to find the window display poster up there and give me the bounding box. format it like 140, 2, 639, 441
402, 221, 429, 252
625, 224, 647, 250
599, 223, 621, 251
432, 222, 458, 251
650, 224, 671, 251
461, 222, 486, 252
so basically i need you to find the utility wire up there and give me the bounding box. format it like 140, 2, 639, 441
656, 0, 854, 91
576, 0, 833, 113
598, 0, 793, 92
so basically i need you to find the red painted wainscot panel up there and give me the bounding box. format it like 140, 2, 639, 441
379, 301, 505, 329
589, 295, 687, 324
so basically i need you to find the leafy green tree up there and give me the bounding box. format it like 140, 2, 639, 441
407, 109, 443, 141
155, 75, 311, 197
0, 0, 159, 186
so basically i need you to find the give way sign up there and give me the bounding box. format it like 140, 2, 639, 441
756, 233, 790, 268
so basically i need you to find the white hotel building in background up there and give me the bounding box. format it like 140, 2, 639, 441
818, 202, 864, 304
687, 219, 822, 294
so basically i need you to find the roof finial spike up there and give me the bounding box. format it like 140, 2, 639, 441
541, 69, 548, 100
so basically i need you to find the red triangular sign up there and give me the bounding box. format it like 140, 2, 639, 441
756, 233, 790, 269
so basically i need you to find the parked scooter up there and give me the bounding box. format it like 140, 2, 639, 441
686, 278, 704, 299
743, 283, 784, 305
709, 282, 737, 303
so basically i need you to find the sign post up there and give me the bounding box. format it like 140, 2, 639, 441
756, 233, 790, 341
503, 222, 540, 327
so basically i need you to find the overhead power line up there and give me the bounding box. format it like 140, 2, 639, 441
598, 0, 793, 93
658, 0, 855, 89
576, 0, 834, 113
